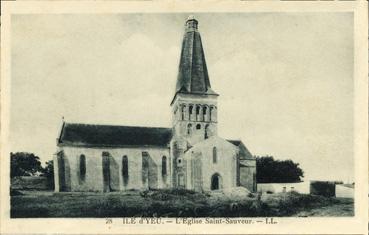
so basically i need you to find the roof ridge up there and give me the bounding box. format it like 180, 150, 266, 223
64, 122, 171, 129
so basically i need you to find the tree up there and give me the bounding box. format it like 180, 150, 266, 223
41, 160, 54, 189
10, 152, 43, 177
255, 155, 304, 183
41, 160, 54, 178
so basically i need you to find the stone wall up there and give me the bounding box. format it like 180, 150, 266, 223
257, 182, 310, 194
335, 184, 354, 198
54, 146, 170, 192
239, 159, 256, 192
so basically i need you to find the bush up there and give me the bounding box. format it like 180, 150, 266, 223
11, 189, 352, 218
310, 181, 336, 197
140, 188, 200, 201
270, 191, 339, 216
10, 189, 23, 196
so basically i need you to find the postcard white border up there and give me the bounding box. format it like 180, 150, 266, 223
1, 1, 368, 234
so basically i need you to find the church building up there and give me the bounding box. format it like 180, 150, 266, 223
53, 16, 256, 193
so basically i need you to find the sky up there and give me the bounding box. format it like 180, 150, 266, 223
10, 13, 354, 182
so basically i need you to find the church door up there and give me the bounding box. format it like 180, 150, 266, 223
211, 173, 221, 190
177, 174, 185, 188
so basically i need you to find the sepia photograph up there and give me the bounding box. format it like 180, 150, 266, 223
1, 1, 367, 234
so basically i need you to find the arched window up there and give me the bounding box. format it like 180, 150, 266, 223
203, 106, 208, 121
203, 106, 207, 115
162, 156, 167, 176
122, 155, 129, 186
196, 105, 200, 115
189, 105, 193, 116
205, 124, 209, 139
213, 147, 217, 163
80, 154, 86, 182
187, 123, 192, 135
210, 106, 213, 121
196, 124, 201, 129
181, 105, 186, 120
210, 106, 217, 122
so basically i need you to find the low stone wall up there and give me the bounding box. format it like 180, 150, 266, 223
335, 185, 354, 198
257, 182, 310, 194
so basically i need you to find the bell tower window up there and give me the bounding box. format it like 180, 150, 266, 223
181, 105, 186, 120
187, 123, 192, 135
189, 105, 193, 120
203, 106, 209, 122
196, 105, 201, 121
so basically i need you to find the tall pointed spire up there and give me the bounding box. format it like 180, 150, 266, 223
174, 16, 217, 96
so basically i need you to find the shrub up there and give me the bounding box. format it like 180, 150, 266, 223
310, 181, 335, 197
270, 191, 340, 216
10, 189, 23, 196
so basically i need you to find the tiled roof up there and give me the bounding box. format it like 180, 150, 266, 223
58, 122, 172, 147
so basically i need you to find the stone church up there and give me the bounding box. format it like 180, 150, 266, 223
53, 16, 256, 193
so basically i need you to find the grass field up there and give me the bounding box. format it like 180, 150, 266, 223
10, 189, 354, 218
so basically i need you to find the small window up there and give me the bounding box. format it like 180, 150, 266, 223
79, 154, 86, 182
196, 106, 200, 115
196, 124, 201, 129
189, 105, 193, 116
213, 147, 217, 163
205, 124, 209, 139
187, 123, 192, 135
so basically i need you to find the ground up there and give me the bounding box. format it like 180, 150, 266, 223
10, 189, 354, 218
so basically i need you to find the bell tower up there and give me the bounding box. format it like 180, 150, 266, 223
170, 16, 219, 188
